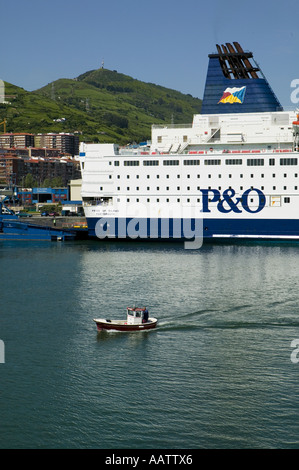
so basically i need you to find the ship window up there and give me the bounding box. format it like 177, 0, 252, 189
273, 174, 276, 177
127, 175, 130, 179
143, 160, 159, 166
177, 175, 180, 178
166, 198, 169, 202
136, 175, 139, 179
225, 159, 242, 165
273, 186, 276, 190
163, 160, 180, 165
187, 187, 190, 190
147, 187, 150, 190
247, 159, 264, 166
136, 187, 139, 190
284, 174, 287, 177
147, 198, 150, 202
157, 198, 160, 202
177, 187, 180, 190
127, 187, 130, 190
295, 186, 298, 190
183, 135, 188, 142
124, 160, 139, 166
117, 187, 120, 190
187, 198, 190, 202
184, 159, 200, 165
166, 187, 169, 190
280, 158, 298, 165
157, 136, 162, 143
269, 159, 275, 166
197, 186, 200, 190
295, 174, 298, 177
166, 175, 169, 178
187, 175, 190, 178
127, 198, 130, 202
204, 159, 221, 165
284, 197, 291, 203
177, 198, 180, 202
284, 186, 287, 190
109, 175, 112, 179
136, 198, 139, 202
114, 161, 120, 166
156, 187, 160, 190
117, 175, 120, 179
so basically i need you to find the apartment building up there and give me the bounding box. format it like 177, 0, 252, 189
0, 133, 79, 156
0, 133, 35, 149
0, 154, 81, 186
35, 133, 79, 156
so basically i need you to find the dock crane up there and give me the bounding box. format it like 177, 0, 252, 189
0, 119, 6, 133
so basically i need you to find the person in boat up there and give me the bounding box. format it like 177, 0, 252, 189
143, 307, 149, 323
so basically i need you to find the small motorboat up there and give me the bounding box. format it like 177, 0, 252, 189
93, 307, 158, 332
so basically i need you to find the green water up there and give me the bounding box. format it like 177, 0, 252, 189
1, 240, 299, 449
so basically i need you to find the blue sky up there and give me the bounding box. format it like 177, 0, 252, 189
1, 0, 299, 108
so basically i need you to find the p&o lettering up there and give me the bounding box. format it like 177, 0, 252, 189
200, 188, 265, 214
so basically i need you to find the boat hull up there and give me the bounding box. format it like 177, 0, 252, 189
86, 216, 299, 241
93, 318, 158, 331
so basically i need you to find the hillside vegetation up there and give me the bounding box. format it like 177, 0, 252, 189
0, 68, 202, 144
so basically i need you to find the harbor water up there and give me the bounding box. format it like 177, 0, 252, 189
1, 240, 299, 449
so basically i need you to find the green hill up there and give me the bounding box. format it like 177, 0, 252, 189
0, 69, 202, 144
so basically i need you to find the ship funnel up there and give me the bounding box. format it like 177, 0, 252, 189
201, 42, 283, 114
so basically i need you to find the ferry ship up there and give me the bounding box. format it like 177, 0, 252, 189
79, 42, 299, 242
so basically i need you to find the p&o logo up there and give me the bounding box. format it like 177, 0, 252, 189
201, 188, 265, 214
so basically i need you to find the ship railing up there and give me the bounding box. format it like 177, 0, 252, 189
152, 123, 192, 129
182, 148, 294, 155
